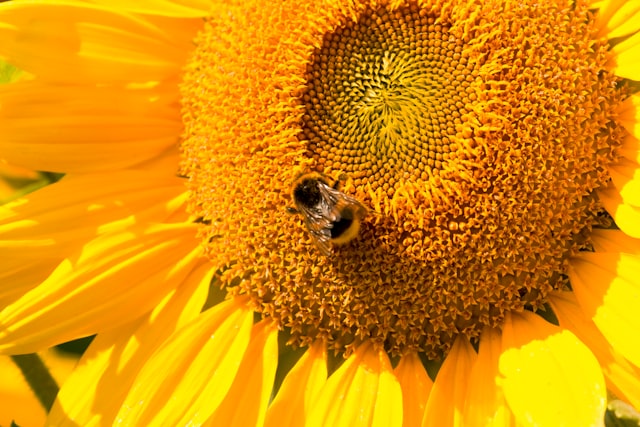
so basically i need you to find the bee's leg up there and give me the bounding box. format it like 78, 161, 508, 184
334, 173, 349, 190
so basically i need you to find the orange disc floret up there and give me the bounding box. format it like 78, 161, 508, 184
180, 0, 626, 358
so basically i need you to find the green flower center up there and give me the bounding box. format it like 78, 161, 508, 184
303, 6, 471, 193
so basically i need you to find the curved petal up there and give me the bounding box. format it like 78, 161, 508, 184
0, 354, 47, 426
0, 1, 198, 83
0, 80, 182, 172
0, 258, 60, 309
591, 229, 640, 254
609, 29, 640, 81
619, 133, 640, 166
549, 290, 640, 409
0, 171, 186, 260
499, 311, 606, 427
0, 169, 186, 309
265, 341, 327, 427
115, 298, 253, 426
464, 327, 514, 427
85, 0, 212, 17
568, 252, 640, 369
394, 352, 432, 427
47, 261, 211, 426
203, 320, 279, 426
422, 337, 477, 427
609, 157, 640, 207
0, 222, 204, 354
618, 94, 640, 141
598, 184, 640, 238
596, 0, 640, 39
307, 342, 403, 427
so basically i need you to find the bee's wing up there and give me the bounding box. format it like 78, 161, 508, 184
297, 204, 334, 256
295, 181, 367, 257
317, 183, 368, 220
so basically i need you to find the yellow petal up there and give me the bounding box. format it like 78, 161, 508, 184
568, 252, 640, 370
549, 290, 640, 409
0, 2, 197, 83
394, 352, 432, 427
610, 29, 640, 81
591, 229, 640, 254
265, 341, 327, 427
464, 327, 514, 427
500, 311, 607, 427
0, 171, 186, 259
46, 261, 211, 426
84, 0, 211, 17
618, 94, 640, 141
0, 170, 187, 309
619, 134, 640, 166
422, 337, 476, 427
1, 349, 76, 427
598, 185, 640, 238
0, 222, 204, 354
596, 0, 640, 39
0, 354, 45, 427
115, 298, 253, 426
0, 80, 183, 172
204, 320, 279, 426
609, 157, 640, 207
0, 258, 60, 309
307, 342, 403, 427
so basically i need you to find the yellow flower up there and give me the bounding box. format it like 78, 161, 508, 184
1, 0, 639, 425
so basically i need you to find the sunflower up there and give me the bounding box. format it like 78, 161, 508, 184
1, 0, 639, 425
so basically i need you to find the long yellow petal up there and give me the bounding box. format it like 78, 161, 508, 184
0, 222, 204, 354
115, 298, 253, 426
0, 258, 60, 309
618, 94, 640, 141
596, 0, 640, 39
203, 320, 279, 426
549, 290, 640, 409
0, 170, 187, 310
619, 133, 640, 167
0, 1, 197, 83
598, 185, 640, 238
265, 341, 327, 427
0, 171, 186, 258
568, 252, 640, 370
422, 337, 476, 427
499, 311, 606, 427
307, 342, 403, 427
394, 352, 432, 427
84, 0, 212, 17
591, 229, 640, 254
1, 349, 76, 427
0, 354, 47, 426
464, 327, 514, 427
610, 29, 640, 81
47, 261, 210, 426
609, 158, 640, 207
0, 80, 183, 172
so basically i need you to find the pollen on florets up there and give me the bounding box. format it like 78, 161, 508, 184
180, 0, 626, 358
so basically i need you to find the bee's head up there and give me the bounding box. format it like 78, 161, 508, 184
293, 178, 322, 208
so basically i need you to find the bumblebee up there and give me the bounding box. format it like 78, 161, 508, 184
288, 172, 367, 256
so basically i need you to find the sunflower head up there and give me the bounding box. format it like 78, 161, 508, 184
180, 0, 627, 359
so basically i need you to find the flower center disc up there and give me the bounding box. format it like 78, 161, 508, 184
181, 0, 624, 358
303, 6, 469, 192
